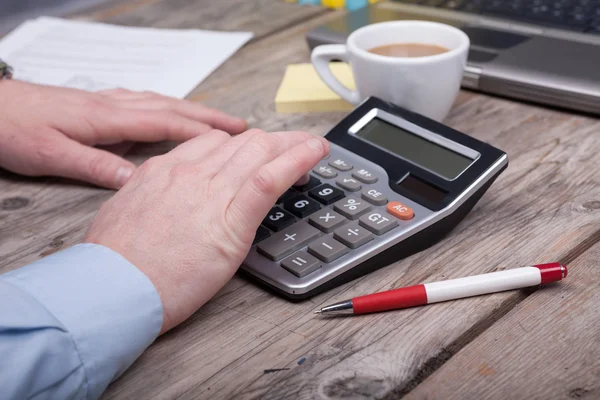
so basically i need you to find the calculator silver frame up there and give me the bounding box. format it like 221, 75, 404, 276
348, 108, 481, 181
241, 143, 507, 296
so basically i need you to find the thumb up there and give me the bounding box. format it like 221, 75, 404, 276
49, 138, 137, 189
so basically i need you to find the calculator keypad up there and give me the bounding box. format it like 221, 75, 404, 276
295, 175, 321, 191
284, 195, 320, 218
308, 236, 349, 262
277, 188, 299, 204
313, 165, 338, 179
262, 207, 295, 232
308, 208, 346, 233
335, 177, 361, 192
308, 184, 345, 205
281, 251, 321, 278
333, 196, 371, 220
257, 222, 320, 261
361, 188, 388, 206
352, 168, 378, 184
248, 143, 423, 287
333, 223, 374, 249
253, 226, 271, 245
328, 158, 353, 171
359, 211, 398, 235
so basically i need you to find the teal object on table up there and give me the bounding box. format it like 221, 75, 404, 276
345, 0, 368, 10
298, 0, 320, 4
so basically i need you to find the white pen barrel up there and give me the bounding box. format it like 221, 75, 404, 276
425, 267, 541, 303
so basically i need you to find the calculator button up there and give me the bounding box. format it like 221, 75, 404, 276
333, 196, 371, 220
308, 208, 346, 233
333, 223, 374, 249
361, 189, 388, 206
387, 201, 415, 220
278, 188, 299, 204
295, 175, 321, 192
336, 177, 362, 192
284, 195, 321, 217
308, 236, 349, 263
257, 222, 321, 261
328, 158, 353, 171
359, 211, 398, 235
262, 207, 295, 232
281, 251, 321, 278
352, 168, 378, 184
308, 184, 345, 205
253, 226, 271, 245
313, 165, 338, 179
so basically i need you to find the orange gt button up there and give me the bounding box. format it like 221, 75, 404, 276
386, 201, 414, 220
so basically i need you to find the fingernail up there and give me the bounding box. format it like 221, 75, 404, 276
307, 137, 324, 152
116, 166, 134, 187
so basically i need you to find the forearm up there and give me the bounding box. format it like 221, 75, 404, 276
0, 244, 162, 400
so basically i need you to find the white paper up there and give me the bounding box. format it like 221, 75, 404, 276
0, 17, 253, 98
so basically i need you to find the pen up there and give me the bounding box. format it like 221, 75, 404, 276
314, 263, 567, 315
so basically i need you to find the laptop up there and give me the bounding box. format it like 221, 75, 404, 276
306, 0, 600, 114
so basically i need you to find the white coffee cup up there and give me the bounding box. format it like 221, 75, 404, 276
311, 20, 470, 121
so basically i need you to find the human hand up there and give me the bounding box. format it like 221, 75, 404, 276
84, 128, 329, 333
0, 80, 246, 189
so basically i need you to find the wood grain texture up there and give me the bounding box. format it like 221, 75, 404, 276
0, 1, 599, 399
405, 238, 600, 400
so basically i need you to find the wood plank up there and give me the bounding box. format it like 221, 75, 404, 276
404, 238, 600, 400
98, 7, 600, 400
77, 0, 329, 41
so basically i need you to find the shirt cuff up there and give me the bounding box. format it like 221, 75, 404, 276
1, 243, 163, 399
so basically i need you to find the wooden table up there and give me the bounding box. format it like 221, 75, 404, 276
1, 1, 599, 399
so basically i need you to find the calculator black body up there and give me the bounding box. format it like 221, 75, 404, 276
242, 97, 508, 300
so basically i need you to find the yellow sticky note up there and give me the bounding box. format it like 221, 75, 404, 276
275, 63, 355, 113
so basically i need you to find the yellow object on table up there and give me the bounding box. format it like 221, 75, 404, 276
274, 63, 355, 113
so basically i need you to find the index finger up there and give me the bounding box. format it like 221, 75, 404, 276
227, 136, 330, 232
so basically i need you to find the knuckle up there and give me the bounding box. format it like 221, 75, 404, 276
249, 132, 277, 156
82, 97, 111, 115
33, 137, 61, 168
87, 154, 111, 180
251, 167, 278, 196
168, 161, 202, 180
209, 129, 230, 141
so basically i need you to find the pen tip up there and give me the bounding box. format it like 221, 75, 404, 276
313, 310, 322, 314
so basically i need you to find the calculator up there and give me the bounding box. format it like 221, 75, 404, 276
242, 97, 508, 300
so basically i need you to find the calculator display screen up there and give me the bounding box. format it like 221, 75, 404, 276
355, 118, 473, 180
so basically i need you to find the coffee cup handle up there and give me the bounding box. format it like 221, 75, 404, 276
311, 45, 361, 105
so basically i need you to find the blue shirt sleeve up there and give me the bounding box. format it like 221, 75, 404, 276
0, 243, 163, 400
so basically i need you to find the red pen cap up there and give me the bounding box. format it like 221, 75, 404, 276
534, 262, 568, 284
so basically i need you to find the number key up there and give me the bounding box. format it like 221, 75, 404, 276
262, 207, 295, 231
284, 195, 320, 218
277, 188, 299, 204
308, 184, 345, 205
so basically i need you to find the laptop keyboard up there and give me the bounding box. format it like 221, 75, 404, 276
397, 0, 600, 34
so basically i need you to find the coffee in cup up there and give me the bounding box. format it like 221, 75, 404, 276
368, 43, 449, 58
